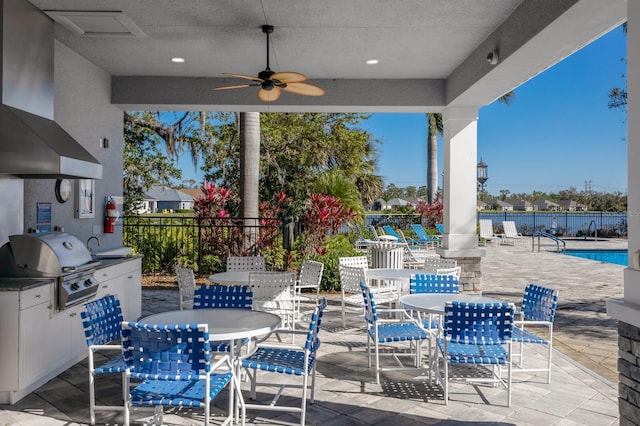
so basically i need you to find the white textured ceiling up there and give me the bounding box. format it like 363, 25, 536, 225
29, 0, 627, 111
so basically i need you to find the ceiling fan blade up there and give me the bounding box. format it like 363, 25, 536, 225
212, 84, 255, 91
258, 86, 282, 102
272, 72, 307, 83
223, 73, 264, 82
282, 82, 325, 97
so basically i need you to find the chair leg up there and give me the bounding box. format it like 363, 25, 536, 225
310, 365, 317, 404
300, 373, 309, 426
89, 370, 96, 425
374, 339, 381, 384
507, 342, 513, 407
547, 338, 553, 384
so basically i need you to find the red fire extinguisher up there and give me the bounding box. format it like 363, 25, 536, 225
104, 197, 118, 233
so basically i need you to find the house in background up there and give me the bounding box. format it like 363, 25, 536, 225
477, 200, 488, 211
559, 199, 588, 211
179, 187, 204, 201
487, 199, 514, 211
143, 186, 195, 213
387, 198, 408, 209
373, 199, 389, 211
404, 197, 424, 207
511, 200, 533, 211
534, 199, 561, 211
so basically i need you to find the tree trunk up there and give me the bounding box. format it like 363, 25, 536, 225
239, 112, 260, 253
427, 115, 438, 204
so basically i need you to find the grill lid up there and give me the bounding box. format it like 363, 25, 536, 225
9, 232, 92, 276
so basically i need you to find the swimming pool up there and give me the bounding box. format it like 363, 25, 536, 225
563, 249, 627, 266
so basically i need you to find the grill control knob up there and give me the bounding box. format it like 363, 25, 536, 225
70, 282, 80, 291
84, 279, 93, 287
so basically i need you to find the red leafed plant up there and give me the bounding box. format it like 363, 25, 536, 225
302, 193, 356, 257
416, 192, 443, 228
259, 191, 290, 248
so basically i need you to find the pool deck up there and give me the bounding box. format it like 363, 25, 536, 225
0, 237, 625, 425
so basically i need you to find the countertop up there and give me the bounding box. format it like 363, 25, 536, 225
0, 255, 142, 291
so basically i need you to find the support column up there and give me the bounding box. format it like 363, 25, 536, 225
436, 107, 485, 292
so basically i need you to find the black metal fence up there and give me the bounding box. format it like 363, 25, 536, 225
123, 215, 296, 275
477, 211, 627, 237
125, 211, 627, 275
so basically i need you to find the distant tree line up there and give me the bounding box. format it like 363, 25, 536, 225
483, 186, 626, 212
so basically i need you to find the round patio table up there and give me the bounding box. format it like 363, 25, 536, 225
399, 293, 503, 315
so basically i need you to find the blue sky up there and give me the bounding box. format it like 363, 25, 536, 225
176, 25, 627, 195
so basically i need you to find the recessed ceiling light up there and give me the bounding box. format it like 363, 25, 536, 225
171, 57, 185, 63
366, 59, 379, 65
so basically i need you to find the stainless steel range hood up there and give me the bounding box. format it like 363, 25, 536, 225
0, 0, 102, 179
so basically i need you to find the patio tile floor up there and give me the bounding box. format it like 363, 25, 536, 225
0, 238, 623, 425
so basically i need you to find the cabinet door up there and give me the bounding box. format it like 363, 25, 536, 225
19, 300, 54, 387
120, 262, 142, 320
95, 258, 142, 321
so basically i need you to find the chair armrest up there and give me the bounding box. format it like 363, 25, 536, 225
210, 353, 233, 371
514, 320, 552, 327
90, 344, 123, 352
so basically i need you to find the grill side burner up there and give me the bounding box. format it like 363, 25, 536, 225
0, 232, 101, 311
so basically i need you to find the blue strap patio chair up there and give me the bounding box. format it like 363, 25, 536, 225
410, 224, 441, 247
241, 298, 328, 426
409, 273, 460, 328
436, 301, 515, 407
436, 223, 445, 236
194, 284, 253, 352
511, 284, 559, 383
410, 273, 460, 295
360, 281, 430, 384
121, 322, 244, 426
81, 294, 127, 425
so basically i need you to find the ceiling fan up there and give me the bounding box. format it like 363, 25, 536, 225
212, 25, 325, 103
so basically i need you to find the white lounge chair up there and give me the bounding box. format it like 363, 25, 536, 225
501, 220, 526, 246
479, 219, 500, 246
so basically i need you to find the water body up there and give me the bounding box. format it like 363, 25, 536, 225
563, 249, 627, 266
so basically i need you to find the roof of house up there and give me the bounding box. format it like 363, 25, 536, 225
534, 199, 560, 207
387, 198, 408, 206
488, 199, 513, 208
510, 199, 532, 207
145, 185, 194, 202
559, 199, 588, 208
179, 187, 204, 200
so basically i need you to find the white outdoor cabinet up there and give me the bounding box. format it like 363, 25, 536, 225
0, 256, 142, 404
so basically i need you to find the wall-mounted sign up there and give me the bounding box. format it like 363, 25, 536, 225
36, 202, 52, 232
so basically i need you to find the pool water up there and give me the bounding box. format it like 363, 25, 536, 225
563, 249, 627, 266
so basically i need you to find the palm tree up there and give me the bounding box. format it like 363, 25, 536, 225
426, 92, 515, 204
312, 169, 364, 216
239, 112, 260, 252
425, 113, 443, 204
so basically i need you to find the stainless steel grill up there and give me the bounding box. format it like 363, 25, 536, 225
0, 232, 100, 311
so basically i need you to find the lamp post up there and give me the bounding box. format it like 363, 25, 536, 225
477, 158, 488, 198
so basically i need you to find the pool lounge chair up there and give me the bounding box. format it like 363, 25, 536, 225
479, 219, 500, 246
501, 220, 526, 246
410, 224, 441, 247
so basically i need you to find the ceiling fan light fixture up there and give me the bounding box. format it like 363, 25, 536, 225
212, 25, 325, 102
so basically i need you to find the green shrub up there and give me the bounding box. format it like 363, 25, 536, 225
309, 234, 359, 292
